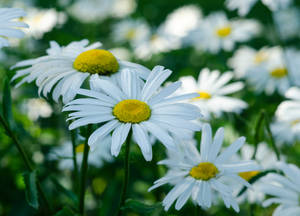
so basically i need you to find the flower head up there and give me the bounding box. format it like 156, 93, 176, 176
63, 66, 202, 161
179, 68, 247, 119
11, 39, 150, 103
0, 8, 28, 48
149, 123, 260, 211
261, 162, 300, 216
185, 12, 260, 53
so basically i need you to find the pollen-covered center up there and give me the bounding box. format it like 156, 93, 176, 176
192, 91, 212, 101
125, 29, 137, 40
75, 144, 85, 153
216, 26, 232, 38
239, 171, 260, 181
73, 49, 119, 75
270, 67, 288, 78
189, 162, 219, 181
254, 51, 268, 64
113, 99, 151, 123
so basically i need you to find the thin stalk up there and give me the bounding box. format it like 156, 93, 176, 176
79, 125, 92, 215
116, 130, 132, 216
264, 112, 281, 160
0, 115, 52, 212
70, 129, 79, 192
252, 110, 265, 159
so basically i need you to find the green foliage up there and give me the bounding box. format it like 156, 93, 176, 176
23, 171, 39, 210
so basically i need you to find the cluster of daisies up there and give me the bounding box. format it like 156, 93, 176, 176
1, 3, 300, 215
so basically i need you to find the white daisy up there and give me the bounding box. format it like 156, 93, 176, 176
149, 123, 260, 211
228, 46, 273, 78
11, 39, 150, 103
271, 87, 300, 145
230, 47, 300, 95
185, 12, 260, 53
178, 68, 247, 119
233, 143, 280, 204
112, 19, 151, 47
48, 137, 113, 170
225, 0, 293, 16
260, 162, 300, 216
0, 8, 28, 48
63, 66, 202, 161
22, 8, 67, 39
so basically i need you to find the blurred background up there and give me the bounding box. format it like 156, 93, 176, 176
1, 0, 300, 215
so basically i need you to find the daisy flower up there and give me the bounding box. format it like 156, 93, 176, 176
260, 162, 300, 216
112, 19, 151, 47
49, 137, 112, 170
271, 87, 300, 145
11, 39, 150, 103
63, 66, 202, 161
229, 47, 300, 95
225, 0, 293, 16
178, 68, 247, 119
0, 8, 28, 48
149, 123, 260, 211
233, 143, 280, 204
185, 12, 260, 53
22, 8, 67, 39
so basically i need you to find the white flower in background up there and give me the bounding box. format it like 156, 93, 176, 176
132, 5, 202, 60
112, 19, 151, 47
229, 47, 300, 95
149, 123, 260, 211
22, 8, 67, 39
133, 27, 180, 60
178, 68, 247, 119
67, 0, 136, 23
108, 47, 132, 61
273, 8, 300, 41
260, 162, 300, 216
228, 46, 276, 78
11, 39, 150, 103
0, 8, 28, 48
25, 98, 53, 121
63, 66, 202, 161
271, 87, 300, 145
49, 137, 113, 170
185, 12, 260, 53
233, 143, 279, 204
160, 5, 202, 39
225, 0, 293, 16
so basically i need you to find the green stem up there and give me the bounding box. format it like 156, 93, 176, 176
79, 125, 92, 215
70, 129, 79, 192
264, 112, 281, 161
0, 115, 52, 212
252, 110, 265, 159
116, 130, 132, 216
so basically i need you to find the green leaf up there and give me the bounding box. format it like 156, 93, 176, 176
50, 176, 79, 206
54, 207, 77, 216
23, 171, 39, 209
237, 169, 277, 196
2, 77, 12, 127
122, 199, 162, 214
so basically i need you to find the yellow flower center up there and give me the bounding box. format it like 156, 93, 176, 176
125, 29, 137, 40
291, 119, 300, 126
216, 26, 232, 38
75, 144, 85, 153
189, 162, 219, 181
239, 171, 260, 181
113, 99, 151, 123
192, 91, 211, 101
270, 67, 288, 78
254, 51, 268, 64
73, 49, 119, 75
